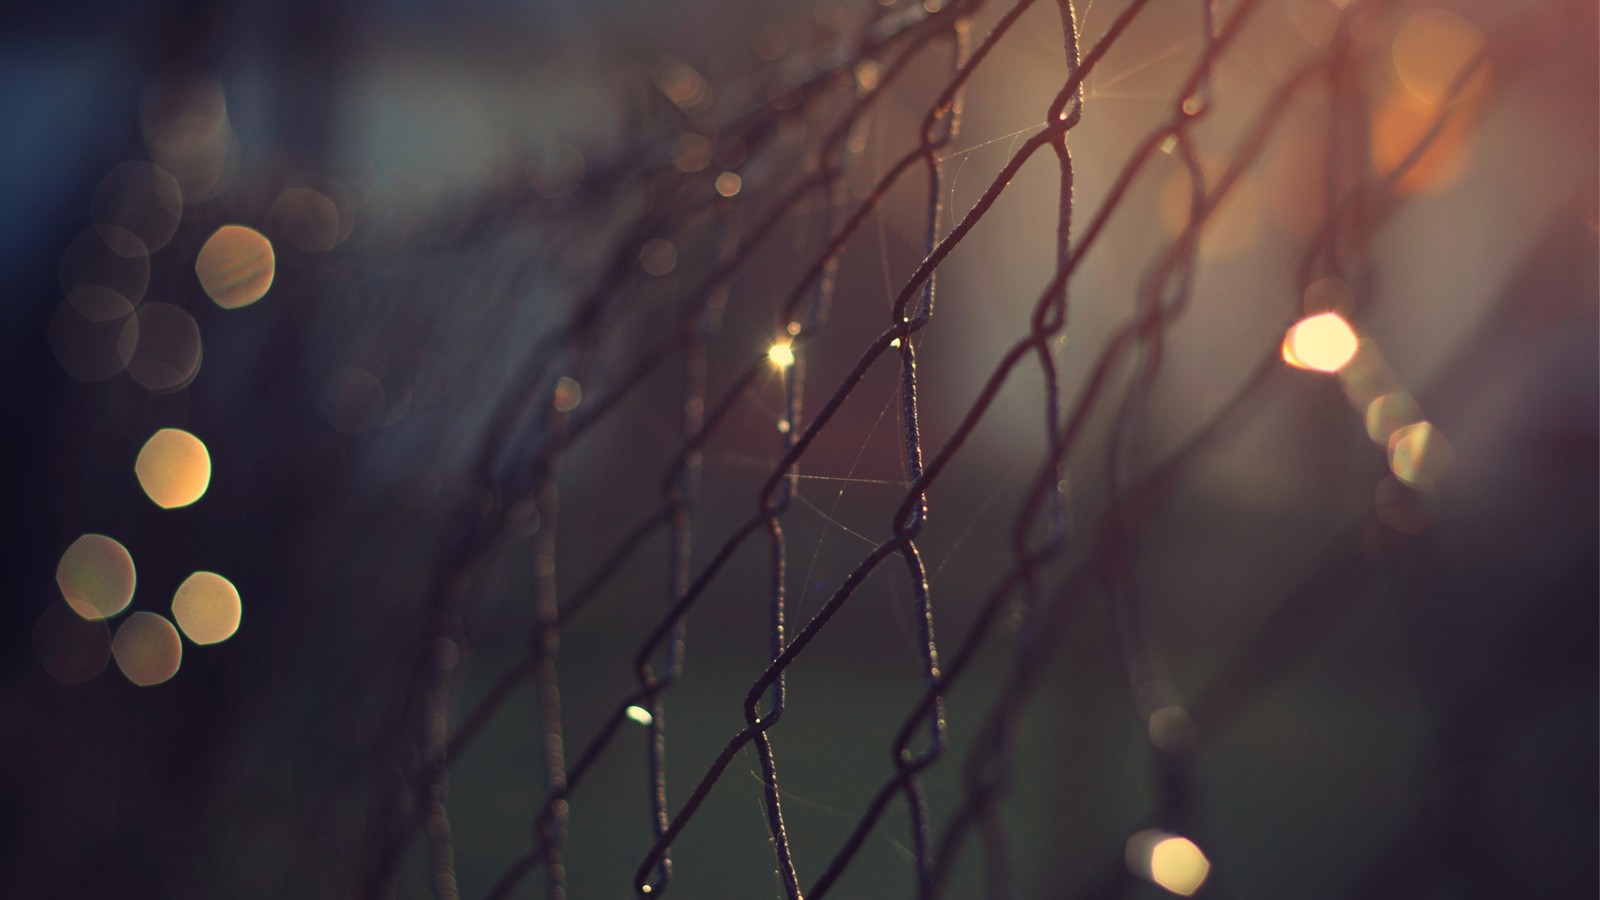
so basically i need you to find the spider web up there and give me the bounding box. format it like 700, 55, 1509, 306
343, 0, 1585, 897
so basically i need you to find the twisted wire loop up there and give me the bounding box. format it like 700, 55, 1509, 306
344, 0, 1560, 895
929, 2, 1544, 893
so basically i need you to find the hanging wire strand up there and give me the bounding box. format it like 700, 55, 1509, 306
350, 0, 1565, 896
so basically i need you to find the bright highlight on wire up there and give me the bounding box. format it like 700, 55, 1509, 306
767, 340, 795, 369
1282, 312, 1359, 373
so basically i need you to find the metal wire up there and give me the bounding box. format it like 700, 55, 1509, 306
350, 0, 1558, 896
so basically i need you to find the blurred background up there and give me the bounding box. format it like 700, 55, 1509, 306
1, 0, 1595, 897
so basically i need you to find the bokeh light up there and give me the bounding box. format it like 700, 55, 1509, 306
118, 302, 203, 392
1151, 837, 1211, 895
91, 161, 184, 252
639, 239, 678, 276
267, 188, 343, 253
58, 225, 150, 304
135, 428, 212, 509
854, 60, 881, 95
768, 340, 795, 368
1371, 88, 1473, 194
1147, 705, 1197, 753
1282, 313, 1359, 373
1388, 421, 1451, 489
32, 602, 111, 684
1392, 8, 1487, 107
48, 288, 138, 382
552, 376, 582, 412
56, 534, 136, 621
1365, 391, 1423, 446
655, 58, 709, 109
714, 171, 743, 198
1127, 830, 1211, 896
673, 133, 713, 173
140, 69, 237, 202
111, 612, 183, 686
171, 571, 242, 645
1336, 339, 1400, 412
197, 225, 276, 308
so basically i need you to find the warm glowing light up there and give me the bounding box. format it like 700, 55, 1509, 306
112, 611, 182, 686
1147, 705, 1197, 753
92, 162, 184, 252
768, 341, 795, 368
714, 171, 743, 198
673, 133, 713, 173
171, 571, 241, 645
639, 239, 678, 277
134, 428, 211, 508
267, 187, 342, 253
197, 225, 275, 308
655, 59, 709, 109
1371, 89, 1473, 194
1128, 830, 1211, 896
1365, 392, 1423, 446
1335, 339, 1396, 411
1282, 313, 1359, 373
854, 61, 881, 94
57, 534, 136, 621
118, 302, 202, 392
1392, 9, 1487, 107
1150, 837, 1211, 895
33, 602, 111, 684
626, 705, 654, 726
552, 376, 583, 412
1388, 421, 1451, 489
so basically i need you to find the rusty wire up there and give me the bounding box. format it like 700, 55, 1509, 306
353, 0, 1559, 896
